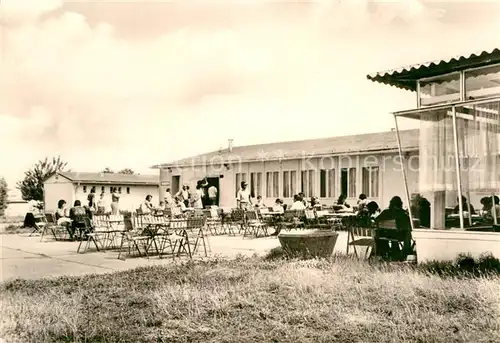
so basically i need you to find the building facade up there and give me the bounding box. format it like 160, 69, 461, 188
43, 172, 159, 212
153, 130, 421, 210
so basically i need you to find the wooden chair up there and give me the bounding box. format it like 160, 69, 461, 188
29, 213, 48, 237
186, 216, 209, 256
280, 210, 304, 231
346, 222, 376, 259
42, 212, 68, 241
229, 209, 246, 235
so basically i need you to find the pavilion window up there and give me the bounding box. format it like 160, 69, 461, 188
256, 172, 262, 198
465, 64, 500, 100
418, 72, 460, 107
348, 168, 356, 198
308, 170, 315, 197
320, 169, 327, 198
301, 171, 307, 195
290, 171, 297, 196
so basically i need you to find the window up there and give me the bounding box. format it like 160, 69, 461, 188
419, 72, 460, 106
256, 173, 262, 198
118, 187, 122, 194
126, 187, 130, 194
465, 64, 500, 99
362, 166, 379, 198
320, 169, 327, 198
101, 186, 105, 193
301, 170, 307, 195
290, 171, 297, 197
341, 168, 356, 198
283, 171, 290, 198
83, 185, 87, 193
266, 172, 272, 197
250, 173, 261, 198
348, 168, 356, 198
272, 171, 279, 197
328, 169, 335, 198
110, 186, 113, 193
308, 170, 315, 197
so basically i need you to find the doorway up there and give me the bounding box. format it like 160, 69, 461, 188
205, 177, 220, 206
171, 176, 180, 196
341, 168, 348, 198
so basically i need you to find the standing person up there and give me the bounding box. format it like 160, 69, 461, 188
87, 187, 97, 215
208, 184, 218, 206
97, 192, 107, 214
110, 188, 120, 215
192, 181, 204, 209
164, 188, 174, 208
236, 181, 251, 209
176, 185, 190, 208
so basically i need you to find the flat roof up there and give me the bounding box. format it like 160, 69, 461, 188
45, 172, 159, 186
367, 48, 500, 91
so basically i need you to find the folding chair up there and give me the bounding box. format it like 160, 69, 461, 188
160, 218, 191, 258
281, 210, 304, 231
29, 213, 47, 236
228, 209, 246, 235
38, 213, 58, 241
77, 217, 101, 253
117, 216, 152, 260
204, 208, 222, 235
41, 212, 67, 241
186, 216, 210, 256
346, 222, 376, 259
244, 210, 267, 238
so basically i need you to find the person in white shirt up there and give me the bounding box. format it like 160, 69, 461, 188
208, 185, 218, 206
192, 181, 204, 209
290, 195, 306, 210
357, 193, 369, 212
176, 185, 190, 208
164, 188, 174, 208
140, 195, 154, 214
255, 195, 266, 209
236, 181, 251, 209
273, 199, 284, 213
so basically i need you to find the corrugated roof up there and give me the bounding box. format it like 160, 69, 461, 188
367, 48, 500, 91
51, 172, 159, 185
153, 129, 420, 168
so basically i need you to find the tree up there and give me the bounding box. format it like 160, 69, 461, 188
0, 177, 8, 217
101, 167, 114, 174
118, 168, 134, 174
16, 156, 68, 201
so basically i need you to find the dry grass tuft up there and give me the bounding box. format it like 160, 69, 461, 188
1, 256, 499, 343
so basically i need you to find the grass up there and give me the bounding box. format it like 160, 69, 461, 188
1, 255, 499, 343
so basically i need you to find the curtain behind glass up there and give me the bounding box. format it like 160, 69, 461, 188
457, 100, 500, 193
419, 109, 457, 192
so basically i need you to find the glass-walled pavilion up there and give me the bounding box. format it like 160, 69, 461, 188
368, 49, 500, 230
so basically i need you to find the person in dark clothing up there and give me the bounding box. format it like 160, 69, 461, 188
69, 200, 90, 240
410, 194, 431, 228
375, 196, 412, 261
453, 196, 475, 215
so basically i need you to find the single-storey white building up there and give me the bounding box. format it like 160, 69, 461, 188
152, 129, 422, 210
43, 172, 159, 212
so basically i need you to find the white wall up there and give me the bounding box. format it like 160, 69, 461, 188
44, 175, 75, 212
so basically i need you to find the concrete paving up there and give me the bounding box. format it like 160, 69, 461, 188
0, 232, 349, 282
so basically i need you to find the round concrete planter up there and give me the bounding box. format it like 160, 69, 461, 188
278, 230, 339, 259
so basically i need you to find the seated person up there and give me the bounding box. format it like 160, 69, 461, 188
336, 194, 351, 210
357, 193, 369, 212
375, 196, 412, 261
272, 199, 284, 213
356, 201, 380, 227
493, 196, 500, 219
309, 196, 321, 209
55, 199, 72, 227
157, 201, 166, 212
255, 195, 267, 209
140, 195, 154, 214
175, 196, 187, 212
69, 200, 90, 240
290, 194, 306, 210
453, 196, 475, 215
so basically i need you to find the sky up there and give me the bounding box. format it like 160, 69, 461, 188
1, 0, 500, 194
